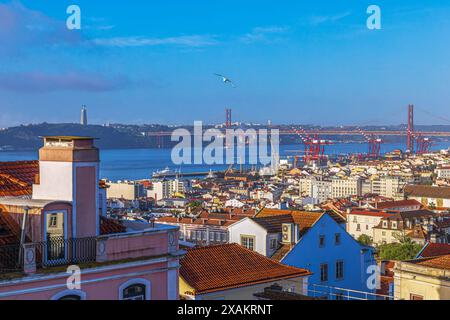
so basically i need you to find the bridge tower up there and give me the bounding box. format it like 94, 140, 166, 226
225, 108, 232, 128
407, 104, 415, 152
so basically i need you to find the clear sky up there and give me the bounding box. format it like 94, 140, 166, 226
0, 0, 449, 127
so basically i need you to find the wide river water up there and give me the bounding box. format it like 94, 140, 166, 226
1, 142, 449, 181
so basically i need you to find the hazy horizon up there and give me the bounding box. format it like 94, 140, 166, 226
1, 1, 450, 127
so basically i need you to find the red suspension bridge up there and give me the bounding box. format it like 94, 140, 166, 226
144, 105, 449, 157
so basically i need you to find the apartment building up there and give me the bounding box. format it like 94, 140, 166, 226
346, 209, 394, 240
436, 166, 450, 180
299, 176, 332, 204
369, 176, 408, 200
106, 181, 145, 200
331, 177, 363, 199
0, 137, 183, 300
149, 178, 190, 201
157, 208, 255, 245
372, 210, 441, 245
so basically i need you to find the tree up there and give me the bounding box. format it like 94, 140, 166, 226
377, 239, 423, 261
357, 234, 373, 246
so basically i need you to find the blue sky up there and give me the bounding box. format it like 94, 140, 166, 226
0, 0, 449, 127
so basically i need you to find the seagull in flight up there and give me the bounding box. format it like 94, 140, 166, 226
214, 73, 236, 88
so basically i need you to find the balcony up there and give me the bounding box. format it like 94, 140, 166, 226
0, 237, 96, 274
0, 224, 180, 276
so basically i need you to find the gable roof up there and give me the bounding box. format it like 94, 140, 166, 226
0, 161, 39, 197
404, 185, 450, 200
251, 214, 294, 233
180, 243, 311, 295
256, 208, 345, 236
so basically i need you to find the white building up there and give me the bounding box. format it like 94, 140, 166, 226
299, 176, 332, 204
331, 177, 363, 199
228, 215, 296, 257
149, 178, 190, 200
346, 209, 394, 240
369, 176, 409, 200
106, 181, 145, 200
436, 166, 450, 179
225, 199, 245, 208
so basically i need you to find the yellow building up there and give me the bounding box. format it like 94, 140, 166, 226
394, 255, 450, 300
179, 243, 311, 300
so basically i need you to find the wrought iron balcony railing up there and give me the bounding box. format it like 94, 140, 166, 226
0, 237, 97, 273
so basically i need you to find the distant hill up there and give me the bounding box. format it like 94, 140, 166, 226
0, 123, 449, 151
0, 123, 158, 150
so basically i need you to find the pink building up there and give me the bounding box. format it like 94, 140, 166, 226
0, 136, 183, 300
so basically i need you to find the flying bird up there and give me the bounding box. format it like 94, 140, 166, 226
214, 73, 236, 88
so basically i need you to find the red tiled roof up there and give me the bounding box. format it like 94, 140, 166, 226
256, 208, 344, 235
180, 243, 311, 295
419, 243, 450, 258
100, 217, 127, 235
349, 209, 395, 218
0, 161, 39, 197
410, 254, 450, 271
404, 185, 450, 200
375, 199, 421, 210
252, 214, 294, 233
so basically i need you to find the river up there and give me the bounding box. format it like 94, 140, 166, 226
1, 142, 449, 181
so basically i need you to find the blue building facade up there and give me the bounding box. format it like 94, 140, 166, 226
281, 213, 377, 300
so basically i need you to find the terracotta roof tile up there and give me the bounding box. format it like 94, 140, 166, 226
410, 254, 450, 271
0, 161, 39, 197
100, 217, 127, 235
256, 209, 332, 235
251, 214, 294, 233
375, 199, 422, 210
419, 243, 450, 258
404, 185, 450, 200
180, 243, 311, 295
270, 244, 294, 262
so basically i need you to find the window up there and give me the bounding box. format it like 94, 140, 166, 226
410, 294, 423, 301
51, 290, 86, 300
48, 214, 58, 228
336, 260, 344, 280
270, 238, 278, 250
356, 224, 361, 232
241, 235, 255, 251
335, 233, 341, 245
122, 284, 147, 300
319, 235, 325, 248
320, 264, 328, 282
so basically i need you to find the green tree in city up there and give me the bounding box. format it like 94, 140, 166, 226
357, 234, 373, 246
377, 232, 423, 261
